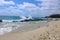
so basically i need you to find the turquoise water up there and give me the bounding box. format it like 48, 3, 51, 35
0, 16, 20, 20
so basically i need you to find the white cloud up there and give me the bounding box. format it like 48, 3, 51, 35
0, 6, 23, 16
0, 0, 15, 5
17, 2, 60, 16
0, 2, 42, 16
17, 2, 41, 14
35, 0, 60, 9
0, 2, 60, 16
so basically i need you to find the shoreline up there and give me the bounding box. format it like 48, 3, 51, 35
0, 21, 60, 40
0, 21, 48, 35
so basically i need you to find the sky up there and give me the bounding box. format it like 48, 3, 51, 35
0, 0, 60, 17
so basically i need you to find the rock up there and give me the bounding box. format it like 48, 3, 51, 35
0, 20, 2, 22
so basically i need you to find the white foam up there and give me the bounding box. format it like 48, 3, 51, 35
0, 27, 12, 35
2, 20, 13, 22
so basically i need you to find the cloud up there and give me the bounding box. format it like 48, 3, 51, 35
35, 0, 60, 9
0, 2, 60, 17
17, 2, 40, 12
0, 6, 23, 16
0, 2, 42, 16
35, 0, 60, 16
0, 0, 15, 5
16, 2, 43, 16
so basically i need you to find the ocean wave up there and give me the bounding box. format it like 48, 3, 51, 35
0, 27, 12, 35
0, 23, 20, 35
2, 20, 13, 22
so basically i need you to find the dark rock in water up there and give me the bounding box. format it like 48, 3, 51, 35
0, 20, 2, 22
20, 19, 33, 22
24, 19, 32, 22
20, 20, 29, 22
13, 21, 18, 22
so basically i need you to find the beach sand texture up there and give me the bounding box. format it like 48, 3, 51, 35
0, 21, 60, 40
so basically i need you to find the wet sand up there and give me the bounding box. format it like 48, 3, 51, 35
12, 21, 48, 32
0, 21, 60, 40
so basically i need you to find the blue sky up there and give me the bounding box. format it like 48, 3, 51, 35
0, 0, 60, 17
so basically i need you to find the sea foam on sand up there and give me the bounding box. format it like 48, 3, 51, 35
0, 23, 20, 35
0, 27, 13, 35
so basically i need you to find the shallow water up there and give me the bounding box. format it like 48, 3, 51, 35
0, 21, 48, 35
0, 22, 21, 35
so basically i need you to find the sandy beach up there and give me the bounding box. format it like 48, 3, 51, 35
0, 21, 60, 40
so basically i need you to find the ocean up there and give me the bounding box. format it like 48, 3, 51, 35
0, 16, 20, 20
0, 16, 26, 35
0, 16, 20, 35
0, 16, 48, 35
0, 21, 48, 35
0, 16, 21, 22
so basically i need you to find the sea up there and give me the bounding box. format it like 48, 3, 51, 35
0, 16, 48, 35
0, 16, 31, 35
0, 16, 22, 35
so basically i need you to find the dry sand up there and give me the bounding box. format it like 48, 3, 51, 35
0, 21, 60, 40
